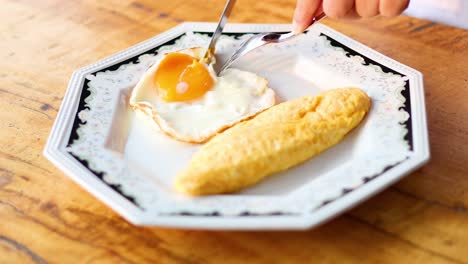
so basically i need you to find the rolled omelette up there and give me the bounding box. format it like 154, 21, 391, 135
174, 87, 371, 195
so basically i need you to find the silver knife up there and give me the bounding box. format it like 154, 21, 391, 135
202, 0, 237, 63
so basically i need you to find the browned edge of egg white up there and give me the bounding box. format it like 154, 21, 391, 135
129, 95, 276, 144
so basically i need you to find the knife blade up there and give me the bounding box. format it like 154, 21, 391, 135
202, 0, 237, 63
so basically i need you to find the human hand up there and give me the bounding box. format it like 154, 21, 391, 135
293, 0, 410, 33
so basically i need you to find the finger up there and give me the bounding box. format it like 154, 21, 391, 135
340, 7, 360, 20
323, 0, 355, 19
355, 0, 380, 18
379, 0, 409, 17
293, 0, 322, 33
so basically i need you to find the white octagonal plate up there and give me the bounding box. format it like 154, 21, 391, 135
44, 23, 429, 230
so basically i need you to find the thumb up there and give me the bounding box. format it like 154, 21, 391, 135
293, 0, 323, 34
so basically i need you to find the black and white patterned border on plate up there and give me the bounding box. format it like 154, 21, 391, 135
66, 34, 185, 208
65, 30, 414, 217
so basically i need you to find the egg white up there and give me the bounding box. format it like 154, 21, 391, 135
129, 47, 276, 143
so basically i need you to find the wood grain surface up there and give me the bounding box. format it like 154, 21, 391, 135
1, 0, 467, 263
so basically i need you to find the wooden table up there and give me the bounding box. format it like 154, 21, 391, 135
1, 0, 467, 263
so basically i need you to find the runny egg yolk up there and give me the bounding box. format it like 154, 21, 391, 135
155, 52, 214, 102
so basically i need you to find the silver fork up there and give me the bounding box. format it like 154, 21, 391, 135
218, 13, 326, 74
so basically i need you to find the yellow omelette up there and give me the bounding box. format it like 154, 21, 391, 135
174, 87, 371, 195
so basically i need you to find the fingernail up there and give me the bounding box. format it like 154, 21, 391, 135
292, 20, 303, 34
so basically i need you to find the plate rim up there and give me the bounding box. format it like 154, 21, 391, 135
44, 22, 429, 230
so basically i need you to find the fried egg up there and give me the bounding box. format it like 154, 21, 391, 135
129, 47, 276, 143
